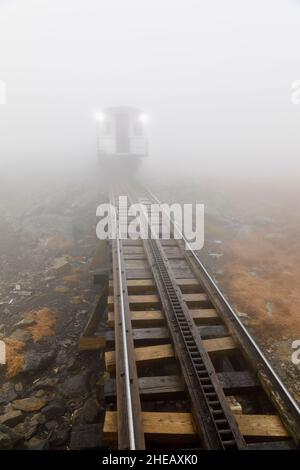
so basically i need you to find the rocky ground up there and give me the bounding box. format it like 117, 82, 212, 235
0, 171, 107, 449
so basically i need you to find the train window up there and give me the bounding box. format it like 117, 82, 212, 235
134, 121, 143, 136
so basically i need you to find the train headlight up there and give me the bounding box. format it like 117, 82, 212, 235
138, 113, 149, 125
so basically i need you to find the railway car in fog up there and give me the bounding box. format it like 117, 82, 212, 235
96, 107, 149, 167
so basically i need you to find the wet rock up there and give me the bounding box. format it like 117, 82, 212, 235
49, 427, 70, 448
13, 416, 40, 441
49, 256, 70, 274
80, 398, 101, 424
0, 431, 12, 450
58, 373, 89, 398
54, 286, 70, 294
30, 413, 46, 427
69, 423, 101, 449
42, 399, 66, 420
9, 329, 32, 342
32, 377, 59, 391
25, 437, 49, 450
12, 318, 36, 331
12, 397, 47, 412
14, 382, 23, 394
0, 382, 17, 404
23, 350, 56, 373
0, 424, 22, 448
35, 389, 46, 398
0, 410, 24, 427
45, 420, 57, 431
55, 349, 76, 369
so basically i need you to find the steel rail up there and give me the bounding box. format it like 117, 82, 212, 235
111, 192, 136, 450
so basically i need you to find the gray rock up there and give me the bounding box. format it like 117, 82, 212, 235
11, 318, 36, 331
0, 410, 24, 427
49, 427, 70, 448
9, 328, 32, 342
14, 382, 23, 394
23, 351, 56, 373
69, 424, 101, 449
0, 424, 22, 448
13, 418, 38, 441
58, 373, 89, 398
0, 382, 17, 404
42, 399, 66, 420
25, 437, 50, 450
33, 377, 59, 391
12, 397, 46, 412
45, 420, 57, 431
80, 398, 101, 424
0, 431, 12, 450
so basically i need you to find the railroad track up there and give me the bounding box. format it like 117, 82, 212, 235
102, 182, 300, 450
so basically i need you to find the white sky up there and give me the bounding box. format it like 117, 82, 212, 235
0, 0, 300, 178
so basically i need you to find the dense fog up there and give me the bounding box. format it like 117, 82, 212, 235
0, 0, 300, 182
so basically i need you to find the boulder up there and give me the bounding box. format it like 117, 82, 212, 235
25, 437, 49, 450
0, 410, 24, 427
23, 351, 56, 373
41, 399, 66, 420
49, 427, 70, 448
12, 397, 46, 412
58, 372, 89, 398
0, 382, 17, 404
69, 424, 101, 450
0, 424, 22, 448
80, 398, 101, 424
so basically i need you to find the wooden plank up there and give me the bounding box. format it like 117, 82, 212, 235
199, 325, 228, 338
108, 293, 209, 311
108, 294, 160, 311
123, 254, 146, 260
107, 310, 164, 328
105, 337, 236, 372
107, 309, 219, 328
189, 309, 219, 324
105, 372, 258, 400
237, 414, 289, 437
78, 336, 105, 350
247, 441, 295, 450
106, 326, 227, 345
105, 344, 174, 372
106, 327, 169, 345
217, 371, 259, 393
126, 269, 152, 279
109, 278, 200, 294
183, 293, 209, 307
105, 375, 184, 400
203, 336, 236, 353
108, 293, 207, 305
104, 411, 288, 438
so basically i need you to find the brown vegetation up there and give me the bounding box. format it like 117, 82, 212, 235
25, 307, 58, 342
4, 338, 26, 378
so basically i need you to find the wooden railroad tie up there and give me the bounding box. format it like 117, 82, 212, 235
107, 308, 219, 328
103, 411, 289, 439
105, 338, 237, 373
